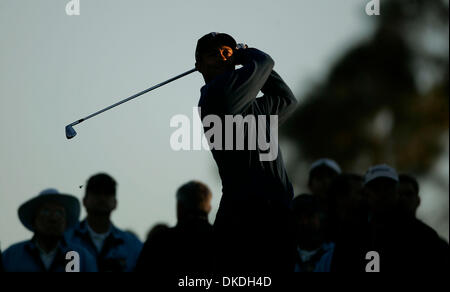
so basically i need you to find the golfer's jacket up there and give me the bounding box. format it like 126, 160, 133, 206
198, 48, 297, 219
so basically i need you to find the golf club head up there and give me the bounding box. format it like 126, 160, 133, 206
65, 125, 77, 139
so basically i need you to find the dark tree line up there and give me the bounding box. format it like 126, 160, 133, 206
282, 0, 449, 175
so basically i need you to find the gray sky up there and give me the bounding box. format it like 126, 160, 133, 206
1, 0, 446, 250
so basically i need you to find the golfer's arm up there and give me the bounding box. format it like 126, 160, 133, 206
221, 48, 274, 114
257, 70, 297, 124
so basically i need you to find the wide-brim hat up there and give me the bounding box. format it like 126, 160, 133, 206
18, 188, 81, 232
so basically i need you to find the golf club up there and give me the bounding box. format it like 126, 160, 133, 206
65, 68, 197, 139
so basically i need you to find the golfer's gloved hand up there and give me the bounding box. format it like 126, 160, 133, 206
234, 43, 248, 65
236, 43, 248, 50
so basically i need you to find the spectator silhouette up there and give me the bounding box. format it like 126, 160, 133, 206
364, 165, 449, 271
135, 180, 214, 272
327, 174, 369, 272
292, 194, 335, 272
326, 173, 365, 242
308, 158, 342, 245
65, 173, 142, 272
0, 247, 3, 272
331, 165, 449, 272
195, 32, 297, 271
2, 189, 97, 272
398, 174, 421, 218
308, 158, 342, 211
145, 223, 169, 242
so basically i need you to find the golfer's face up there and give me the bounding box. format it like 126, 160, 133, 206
34, 202, 67, 236
199, 45, 234, 76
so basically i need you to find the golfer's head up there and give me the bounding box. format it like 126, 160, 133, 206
195, 32, 237, 82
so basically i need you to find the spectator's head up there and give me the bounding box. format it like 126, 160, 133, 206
176, 181, 212, 221
195, 32, 237, 83
18, 189, 80, 238
328, 173, 364, 223
398, 174, 420, 217
292, 194, 323, 249
83, 173, 117, 217
364, 164, 399, 216
308, 158, 342, 199
146, 223, 170, 241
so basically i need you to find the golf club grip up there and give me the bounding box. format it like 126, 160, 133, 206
82, 68, 197, 121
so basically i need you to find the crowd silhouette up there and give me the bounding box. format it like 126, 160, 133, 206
1, 160, 448, 272
135, 181, 214, 272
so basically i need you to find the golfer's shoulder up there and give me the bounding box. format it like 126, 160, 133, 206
243, 48, 274, 63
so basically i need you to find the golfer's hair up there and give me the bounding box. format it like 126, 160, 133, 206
86, 173, 117, 195
176, 181, 211, 211
399, 174, 419, 194
195, 32, 237, 61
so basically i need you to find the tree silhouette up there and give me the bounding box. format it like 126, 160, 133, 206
282, 0, 449, 176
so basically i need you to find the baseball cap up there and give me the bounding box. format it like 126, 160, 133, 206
195, 32, 237, 61
364, 164, 399, 185
310, 158, 342, 174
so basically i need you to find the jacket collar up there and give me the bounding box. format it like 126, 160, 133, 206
25, 236, 70, 254
24, 236, 69, 271
75, 219, 124, 244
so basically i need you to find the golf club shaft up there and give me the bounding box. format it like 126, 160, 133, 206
71, 68, 197, 126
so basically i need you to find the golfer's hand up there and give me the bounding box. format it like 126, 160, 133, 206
236, 43, 248, 50
234, 43, 248, 65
